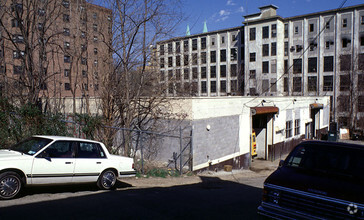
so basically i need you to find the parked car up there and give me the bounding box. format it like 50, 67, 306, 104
258, 140, 364, 219
0, 136, 136, 199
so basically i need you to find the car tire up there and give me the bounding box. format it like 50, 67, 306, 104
97, 169, 117, 190
0, 171, 22, 200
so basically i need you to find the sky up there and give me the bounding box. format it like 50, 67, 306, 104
176, 0, 364, 37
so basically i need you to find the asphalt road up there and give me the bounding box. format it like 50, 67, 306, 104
0, 174, 266, 220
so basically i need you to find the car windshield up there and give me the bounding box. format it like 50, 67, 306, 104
285, 144, 364, 180
10, 137, 52, 156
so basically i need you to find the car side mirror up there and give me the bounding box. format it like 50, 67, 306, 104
279, 160, 284, 168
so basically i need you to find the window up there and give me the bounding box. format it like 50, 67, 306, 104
293, 59, 302, 74
231, 48, 237, 61
201, 67, 206, 79
176, 69, 181, 80
210, 66, 216, 78
284, 42, 288, 56
231, 80, 238, 92
168, 57, 173, 67
81, 44, 87, 52
176, 55, 181, 66
81, 57, 87, 65
294, 26, 299, 34
211, 37, 215, 46
340, 55, 351, 71
309, 23, 314, 32
340, 75, 350, 91
184, 40, 189, 52
184, 55, 189, 66
271, 24, 277, 38
168, 70, 173, 80
183, 69, 189, 80
93, 36, 98, 42
42, 141, 74, 158
11, 3, 23, 13
338, 96, 350, 112
65, 83, 71, 90
192, 67, 198, 79
160, 71, 165, 81
359, 53, 364, 70
286, 121, 292, 138
271, 42, 276, 56
323, 76, 333, 91
249, 70, 256, 79
160, 58, 164, 68
284, 24, 288, 38
250, 53, 256, 62
271, 60, 276, 73
359, 96, 364, 112
284, 78, 289, 92
13, 65, 23, 74
94, 84, 99, 91
220, 81, 226, 93
38, 8, 45, 16
220, 65, 226, 77
192, 39, 197, 51
201, 81, 207, 93
210, 81, 216, 93
262, 79, 269, 92
176, 42, 180, 53
325, 41, 330, 49
324, 56, 334, 72
64, 69, 70, 77
249, 28, 256, 41
63, 55, 71, 63
94, 60, 98, 66
221, 36, 225, 44
62, 0, 70, 8
308, 57, 317, 73
94, 48, 98, 55
77, 142, 106, 158
262, 26, 269, 39
262, 61, 269, 74
63, 14, 70, 22
64, 41, 70, 49
192, 53, 197, 65
82, 70, 87, 77
308, 76, 317, 92
326, 21, 330, 30
11, 19, 20, 28
210, 51, 216, 63
262, 44, 269, 56
201, 38, 206, 49
199, 52, 206, 64
232, 34, 236, 41
12, 34, 24, 43
231, 64, 237, 77
342, 38, 351, 48
13, 50, 24, 59
220, 49, 226, 62
293, 77, 302, 92
294, 119, 300, 136
81, 31, 86, 38
63, 28, 70, 36
93, 24, 98, 32
167, 43, 172, 54
270, 80, 277, 92
160, 45, 165, 55
93, 13, 97, 19
342, 18, 347, 28
284, 59, 288, 73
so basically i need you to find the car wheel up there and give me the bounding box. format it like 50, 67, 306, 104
0, 172, 22, 200
97, 169, 117, 190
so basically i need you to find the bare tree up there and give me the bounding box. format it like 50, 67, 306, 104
98, 0, 184, 156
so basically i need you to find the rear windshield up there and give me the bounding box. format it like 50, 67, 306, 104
285, 143, 364, 180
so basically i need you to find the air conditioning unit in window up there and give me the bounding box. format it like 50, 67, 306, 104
290, 46, 295, 52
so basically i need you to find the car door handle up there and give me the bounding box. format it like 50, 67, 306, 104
96, 162, 101, 164
65, 162, 73, 164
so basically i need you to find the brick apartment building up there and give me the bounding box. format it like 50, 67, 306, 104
0, 0, 112, 102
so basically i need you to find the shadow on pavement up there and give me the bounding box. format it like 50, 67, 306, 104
0, 176, 263, 220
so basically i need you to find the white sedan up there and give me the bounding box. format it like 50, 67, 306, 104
0, 135, 136, 199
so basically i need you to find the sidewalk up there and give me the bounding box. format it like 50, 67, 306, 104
249, 155, 288, 173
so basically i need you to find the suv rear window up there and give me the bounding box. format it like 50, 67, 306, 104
285, 143, 364, 180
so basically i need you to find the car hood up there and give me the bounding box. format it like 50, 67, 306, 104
265, 166, 364, 204
0, 150, 30, 160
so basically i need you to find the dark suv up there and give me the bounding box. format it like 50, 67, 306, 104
258, 141, 364, 219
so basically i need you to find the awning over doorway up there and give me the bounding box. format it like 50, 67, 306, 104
251, 106, 279, 115
310, 103, 323, 109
